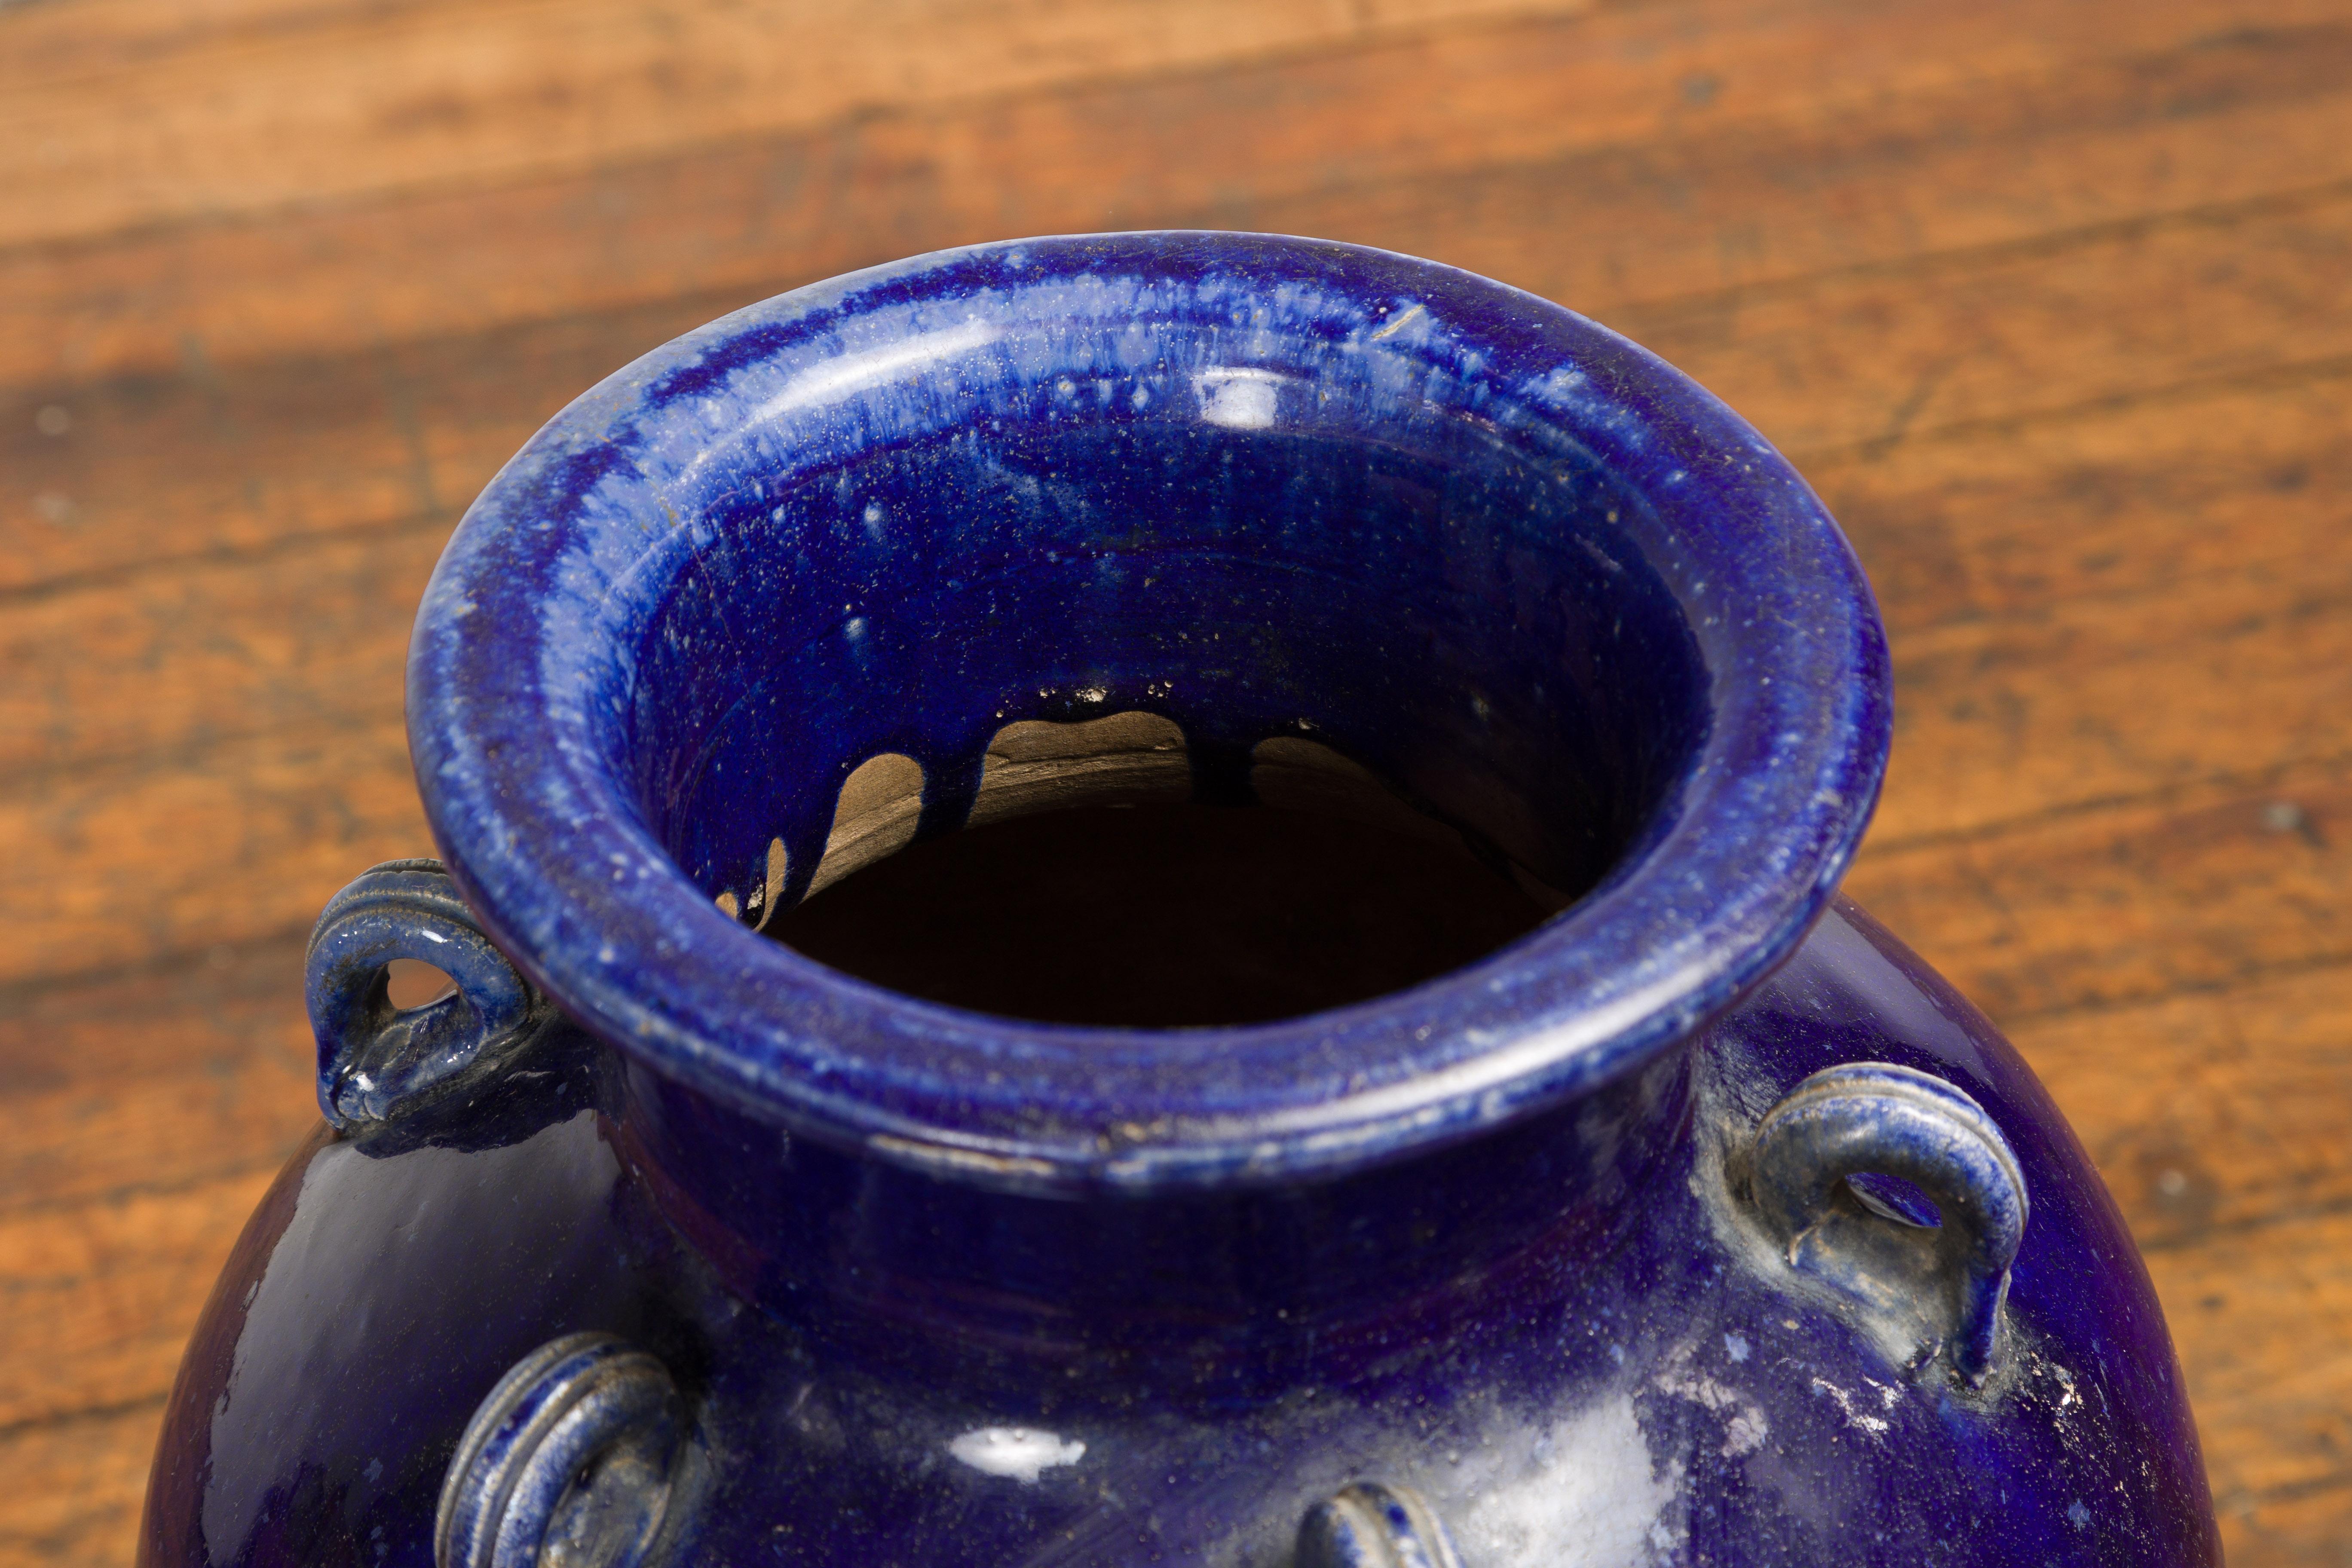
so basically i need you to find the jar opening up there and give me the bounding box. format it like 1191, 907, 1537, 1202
769, 792, 1553, 1029
410, 233, 1887, 1188
631, 380, 1712, 1026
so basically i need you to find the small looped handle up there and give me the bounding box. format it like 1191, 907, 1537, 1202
307, 858, 542, 1127
436, 1333, 683, 1568
1297, 1482, 1463, 1568
1748, 1062, 2027, 1384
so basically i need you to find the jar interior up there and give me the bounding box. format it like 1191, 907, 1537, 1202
770, 801, 1550, 1028
627, 365, 1713, 1027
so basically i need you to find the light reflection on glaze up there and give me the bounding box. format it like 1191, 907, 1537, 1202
1433, 1395, 1679, 1568
1192, 366, 1288, 428
947, 1427, 1087, 1484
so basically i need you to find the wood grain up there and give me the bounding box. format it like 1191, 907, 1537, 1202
1848, 756, 2352, 1021
0, 718, 431, 989
0, 940, 314, 1216
3, 0, 2347, 1562
2148, 1209, 2352, 1526
0, 0, 1597, 249
1813, 368, 2352, 637
2013, 964, 2352, 1256
0, 1403, 165, 1567
12, 0, 2352, 392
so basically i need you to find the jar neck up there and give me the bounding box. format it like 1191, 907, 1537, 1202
611, 1040, 1691, 1397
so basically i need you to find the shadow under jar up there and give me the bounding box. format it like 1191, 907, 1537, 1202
141, 234, 2218, 1568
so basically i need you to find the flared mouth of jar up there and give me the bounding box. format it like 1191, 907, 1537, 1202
408, 233, 1888, 1194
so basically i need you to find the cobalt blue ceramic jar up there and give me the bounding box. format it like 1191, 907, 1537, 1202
142, 234, 2219, 1567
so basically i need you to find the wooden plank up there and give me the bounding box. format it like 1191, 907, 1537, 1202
2146, 1207, 2352, 1517
0, 303, 685, 597
0, 938, 314, 1216
0, 351, 435, 596
0, 717, 431, 989
1615, 188, 2352, 457
1809, 367, 2352, 639
0, 524, 441, 776
10, 144, 2351, 600
0, 0, 490, 92
1257, 21, 2352, 328
2213, 1479, 2352, 1568
3, 613, 2338, 1035
10, 62, 2352, 594
8, 1, 2351, 391
5, 355, 2347, 981
1871, 540, 2352, 844
0, 0, 1595, 250
6, 524, 2337, 905
8, 34, 2349, 588
0, 1167, 275, 1429
2011, 963, 2352, 1255
16, 481, 2349, 835
0, 1400, 161, 1568
1846, 754, 2352, 1025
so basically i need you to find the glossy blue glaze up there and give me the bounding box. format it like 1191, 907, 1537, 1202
308, 861, 549, 1127
404, 231, 1883, 1192
141, 234, 2217, 1566
1747, 1061, 2027, 1384
141, 903, 2217, 1566
435, 1332, 682, 1568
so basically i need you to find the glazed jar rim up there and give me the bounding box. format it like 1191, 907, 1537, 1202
407, 232, 1890, 1194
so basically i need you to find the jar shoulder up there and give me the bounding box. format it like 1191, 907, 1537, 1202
141, 899, 2219, 1568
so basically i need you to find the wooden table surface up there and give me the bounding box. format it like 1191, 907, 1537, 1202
5, 0, 2350, 1561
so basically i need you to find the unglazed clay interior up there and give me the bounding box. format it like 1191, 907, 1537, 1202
767, 728, 1557, 1026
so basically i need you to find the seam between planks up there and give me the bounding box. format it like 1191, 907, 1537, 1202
2134, 1178, 2352, 1259
0, 2, 2334, 306
5, 327, 2352, 616
0, 1150, 300, 1228
1795, 354, 2352, 471
0, 925, 311, 1011
0, 504, 460, 613
0, 1393, 168, 1450
2239, 1468, 2352, 1510
0, 698, 410, 796
1859, 744, 2352, 860
0, 0, 1650, 259
1606, 172, 2352, 332
1779, 347, 2352, 466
